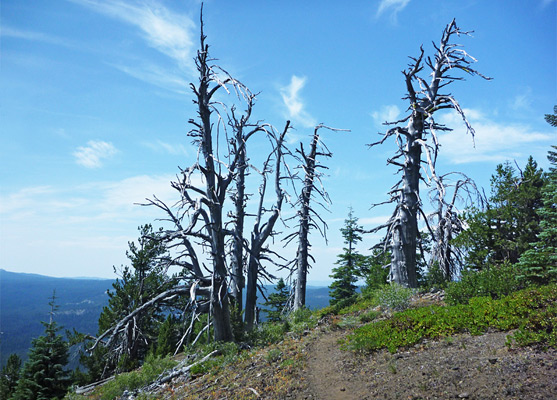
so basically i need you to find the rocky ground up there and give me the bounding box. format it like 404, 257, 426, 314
299, 325, 557, 400
118, 293, 557, 400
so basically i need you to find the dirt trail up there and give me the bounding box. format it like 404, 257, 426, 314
304, 329, 370, 400
300, 327, 557, 400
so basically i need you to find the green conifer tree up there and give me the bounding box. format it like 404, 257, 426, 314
263, 278, 289, 322
12, 293, 69, 400
329, 209, 365, 306
155, 315, 178, 357
0, 353, 21, 400
456, 158, 545, 269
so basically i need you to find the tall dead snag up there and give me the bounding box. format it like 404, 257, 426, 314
288, 124, 348, 310
427, 172, 483, 280
143, 15, 262, 342
369, 20, 490, 287
244, 121, 291, 330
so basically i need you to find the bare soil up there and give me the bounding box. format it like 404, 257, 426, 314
298, 324, 557, 400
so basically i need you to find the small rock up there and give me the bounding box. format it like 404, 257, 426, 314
340, 387, 346, 391
488, 358, 498, 364
458, 393, 470, 398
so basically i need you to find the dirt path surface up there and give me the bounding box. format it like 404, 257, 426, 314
304, 328, 369, 400
300, 326, 557, 400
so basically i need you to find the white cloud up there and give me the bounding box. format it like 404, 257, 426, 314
280, 75, 317, 129
510, 87, 533, 112
437, 109, 554, 164
376, 0, 411, 20
0, 174, 182, 277
110, 62, 189, 94
143, 140, 189, 156
371, 104, 401, 127
73, 140, 118, 168
0, 26, 76, 48
71, 0, 195, 68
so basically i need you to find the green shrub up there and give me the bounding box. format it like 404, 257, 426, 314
445, 261, 525, 305
376, 283, 414, 311
347, 284, 557, 354
95, 354, 176, 400
265, 348, 283, 364
249, 322, 289, 346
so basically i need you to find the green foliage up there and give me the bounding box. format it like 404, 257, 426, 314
445, 261, 525, 305
265, 348, 283, 364
13, 294, 70, 400
545, 105, 557, 127
329, 209, 365, 305
347, 284, 557, 353
263, 278, 289, 322
376, 283, 414, 311
287, 307, 317, 337
518, 145, 557, 284
155, 315, 178, 358
249, 322, 290, 346
455, 158, 545, 269
0, 353, 21, 400
82, 224, 173, 380
420, 261, 449, 291
92, 354, 176, 400
363, 248, 390, 291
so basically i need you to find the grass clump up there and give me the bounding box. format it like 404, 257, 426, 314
347, 284, 557, 354
67, 354, 177, 400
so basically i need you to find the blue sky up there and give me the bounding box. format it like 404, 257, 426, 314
1, 0, 555, 284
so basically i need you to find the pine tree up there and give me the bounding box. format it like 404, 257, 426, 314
456, 158, 545, 269
12, 293, 70, 400
0, 353, 21, 400
155, 315, 178, 357
329, 209, 364, 306
82, 224, 172, 380
363, 248, 390, 290
263, 278, 289, 322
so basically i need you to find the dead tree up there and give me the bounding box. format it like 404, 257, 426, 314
287, 124, 348, 310
368, 20, 490, 288
426, 172, 482, 280
244, 121, 291, 330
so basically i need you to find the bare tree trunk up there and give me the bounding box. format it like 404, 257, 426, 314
391, 115, 423, 287
368, 20, 490, 288
244, 122, 291, 330
291, 124, 348, 310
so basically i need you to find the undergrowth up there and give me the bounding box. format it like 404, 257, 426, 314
346, 284, 557, 353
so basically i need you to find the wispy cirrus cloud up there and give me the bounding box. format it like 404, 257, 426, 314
376, 0, 411, 21
0, 26, 77, 48
73, 140, 118, 168
70, 0, 196, 90
142, 140, 189, 156
70, 0, 195, 67
280, 75, 317, 129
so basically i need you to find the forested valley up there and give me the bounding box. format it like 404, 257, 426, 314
2, 10, 556, 400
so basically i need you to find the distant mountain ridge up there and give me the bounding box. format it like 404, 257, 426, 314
0, 269, 112, 368
0, 269, 331, 368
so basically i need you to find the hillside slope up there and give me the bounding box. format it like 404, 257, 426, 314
0, 269, 111, 366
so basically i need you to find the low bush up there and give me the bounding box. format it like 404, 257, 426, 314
89, 354, 176, 400
376, 283, 414, 311
347, 284, 557, 354
445, 261, 525, 305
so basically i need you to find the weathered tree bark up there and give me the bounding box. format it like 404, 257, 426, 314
290, 124, 348, 310
245, 122, 290, 329
369, 19, 490, 288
